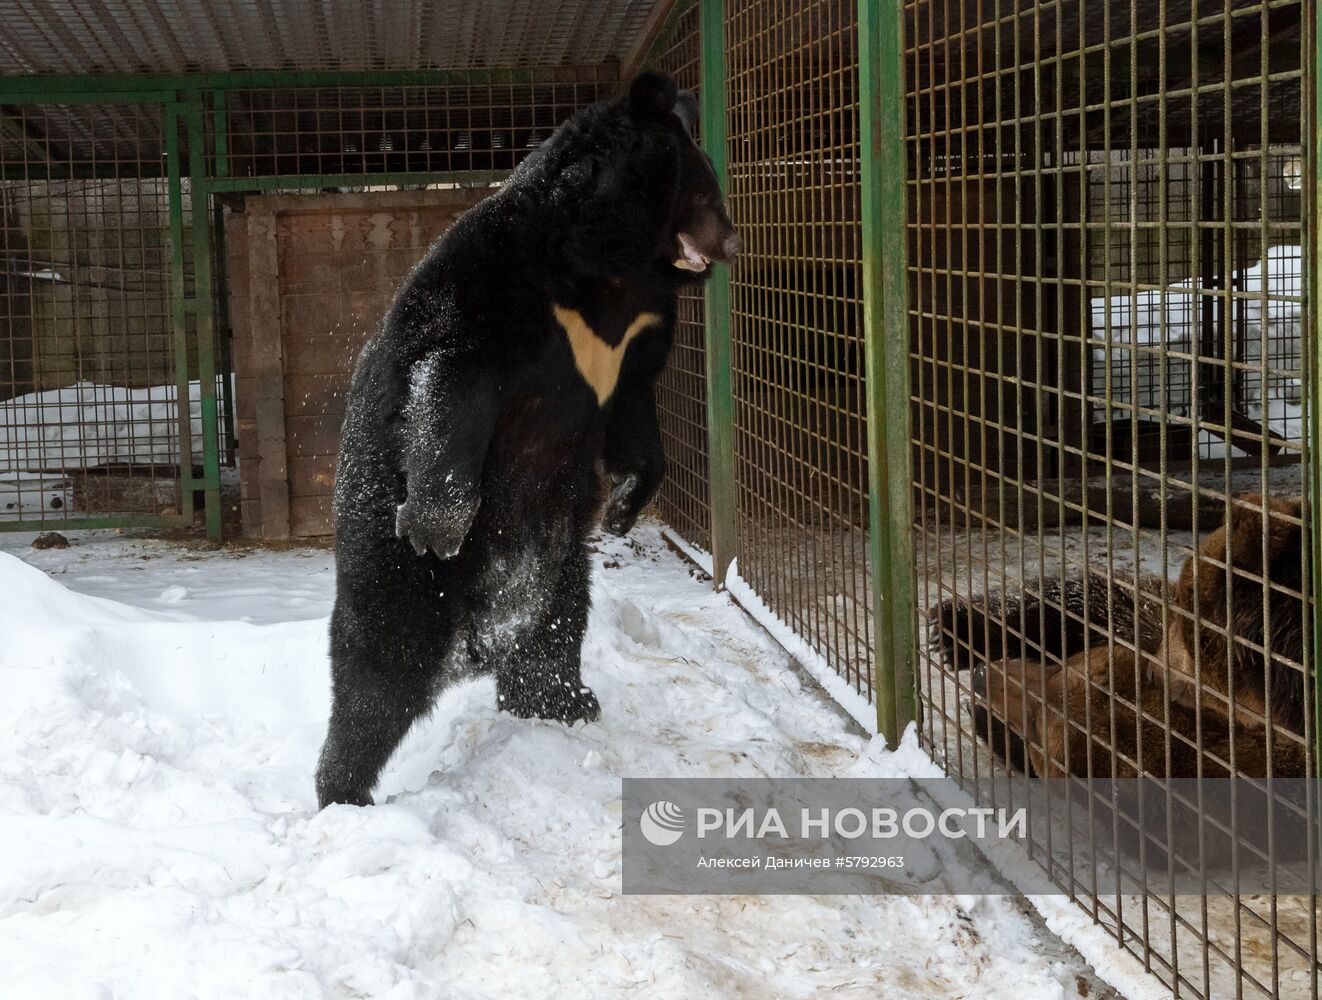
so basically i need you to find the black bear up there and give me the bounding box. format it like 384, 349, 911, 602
316, 72, 740, 808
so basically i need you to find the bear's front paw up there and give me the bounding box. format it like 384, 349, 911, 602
394, 497, 478, 559
602, 472, 644, 536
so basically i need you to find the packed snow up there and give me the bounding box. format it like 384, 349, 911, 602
0, 522, 1134, 999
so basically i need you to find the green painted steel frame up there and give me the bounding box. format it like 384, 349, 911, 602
0, 67, 604, 98
182, 93, 223, 540
698, 0, 738, 588
1310, 0, 1322, 777
859, 0, 916, 741
0, 66, 582, 539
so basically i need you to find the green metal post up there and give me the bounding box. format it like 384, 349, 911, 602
212, 90, 229, 180
699, 0, 738, 588
184, 94, 223, 541
0, 67, 605, 99
1310, 0, 1322, 775
165, 103, 195, 524
859, 0, 917, 741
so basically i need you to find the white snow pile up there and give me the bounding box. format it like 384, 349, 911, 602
1, 525, 1120, 999
0, 377, 228, 474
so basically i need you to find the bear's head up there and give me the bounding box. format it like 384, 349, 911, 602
524, 71, 741, 284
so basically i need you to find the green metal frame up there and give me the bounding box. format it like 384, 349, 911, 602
164, 101, 197, 528
859, 0, 917, 741
0, 67, 602, 98
0, 66, 582, 540
183, 94, 223, 541
698, 0, 738, 588
1310, 0, 1322, 774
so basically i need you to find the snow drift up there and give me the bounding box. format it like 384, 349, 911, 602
0, 526, 1129, 998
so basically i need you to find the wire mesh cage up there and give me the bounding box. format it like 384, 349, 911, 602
724, 0, 876, 703
212, 70, 616, 184
0, 69, 618, 537
651, 3, 714, 555
0, 101, 208, 527
908, 0, 1315, 995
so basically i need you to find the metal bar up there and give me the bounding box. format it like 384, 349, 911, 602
184, 95, 222, 541
0, 90, 177, 105
212, 90, 229, 180
1311, 0, 1322, 784
0, 513, 192, 533
0, 67, 615, 99
212, 197, 237, 467
0, 112, 55, 163
641, 0, 703, 77
207, 170, 510, 192
700, 0, 737, 589
859, 0, 916, 739
164, 102, 195, 520
622, 0, 691, 80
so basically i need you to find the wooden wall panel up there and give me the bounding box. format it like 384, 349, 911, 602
226, 187, 490, 539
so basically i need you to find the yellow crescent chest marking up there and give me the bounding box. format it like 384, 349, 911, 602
553, 305, 662, 406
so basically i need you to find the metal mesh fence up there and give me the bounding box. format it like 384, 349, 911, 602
0, 70, 618, 535
0, 102, 198, 526
212, 70, 616, 184
909, 0, 1315, 996
650, 3, 713, 554
724, 0, 874, 701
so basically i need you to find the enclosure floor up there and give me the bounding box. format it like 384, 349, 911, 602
914, 523, 1317, 999
0, 519, 1117, 999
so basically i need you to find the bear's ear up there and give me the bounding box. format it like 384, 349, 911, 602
673, 90, 698, 135
628, 71, 678, 118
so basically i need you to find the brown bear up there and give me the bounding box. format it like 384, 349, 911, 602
929, 494, 1308, 781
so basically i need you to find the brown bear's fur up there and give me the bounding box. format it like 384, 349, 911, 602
934, 495, 1308, 782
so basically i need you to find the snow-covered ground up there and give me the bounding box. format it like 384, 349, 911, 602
0, 522, 1130, 999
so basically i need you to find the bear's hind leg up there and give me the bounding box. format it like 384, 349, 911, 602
316, 594, 456, 808
495, 545, 599, 724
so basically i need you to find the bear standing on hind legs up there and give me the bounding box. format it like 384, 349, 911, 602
316, 73, 741, 809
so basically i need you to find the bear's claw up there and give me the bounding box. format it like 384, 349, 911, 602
394, 498, 475, 560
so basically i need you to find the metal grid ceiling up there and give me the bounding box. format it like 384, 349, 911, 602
649, 3, 712, 553
725, 0, 874, 702
0, 1, 663, 76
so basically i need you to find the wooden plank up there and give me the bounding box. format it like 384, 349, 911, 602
284, 414, 344, 457
225, 187, 500, 541
289, 494, 335, 538
283, 374, 351, 417
248, 210, 291, 541
289, 454, 338, 498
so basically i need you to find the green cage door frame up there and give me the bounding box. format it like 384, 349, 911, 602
0, 89, 201, 535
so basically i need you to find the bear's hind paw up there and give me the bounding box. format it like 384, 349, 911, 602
499, 679, 601, 725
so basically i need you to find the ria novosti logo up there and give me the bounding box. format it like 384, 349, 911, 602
639, 800, 686, 846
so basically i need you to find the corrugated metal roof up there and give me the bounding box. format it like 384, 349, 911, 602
0, 1, 663, 76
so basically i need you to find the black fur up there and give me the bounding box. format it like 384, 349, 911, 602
316, 73, 738, 809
